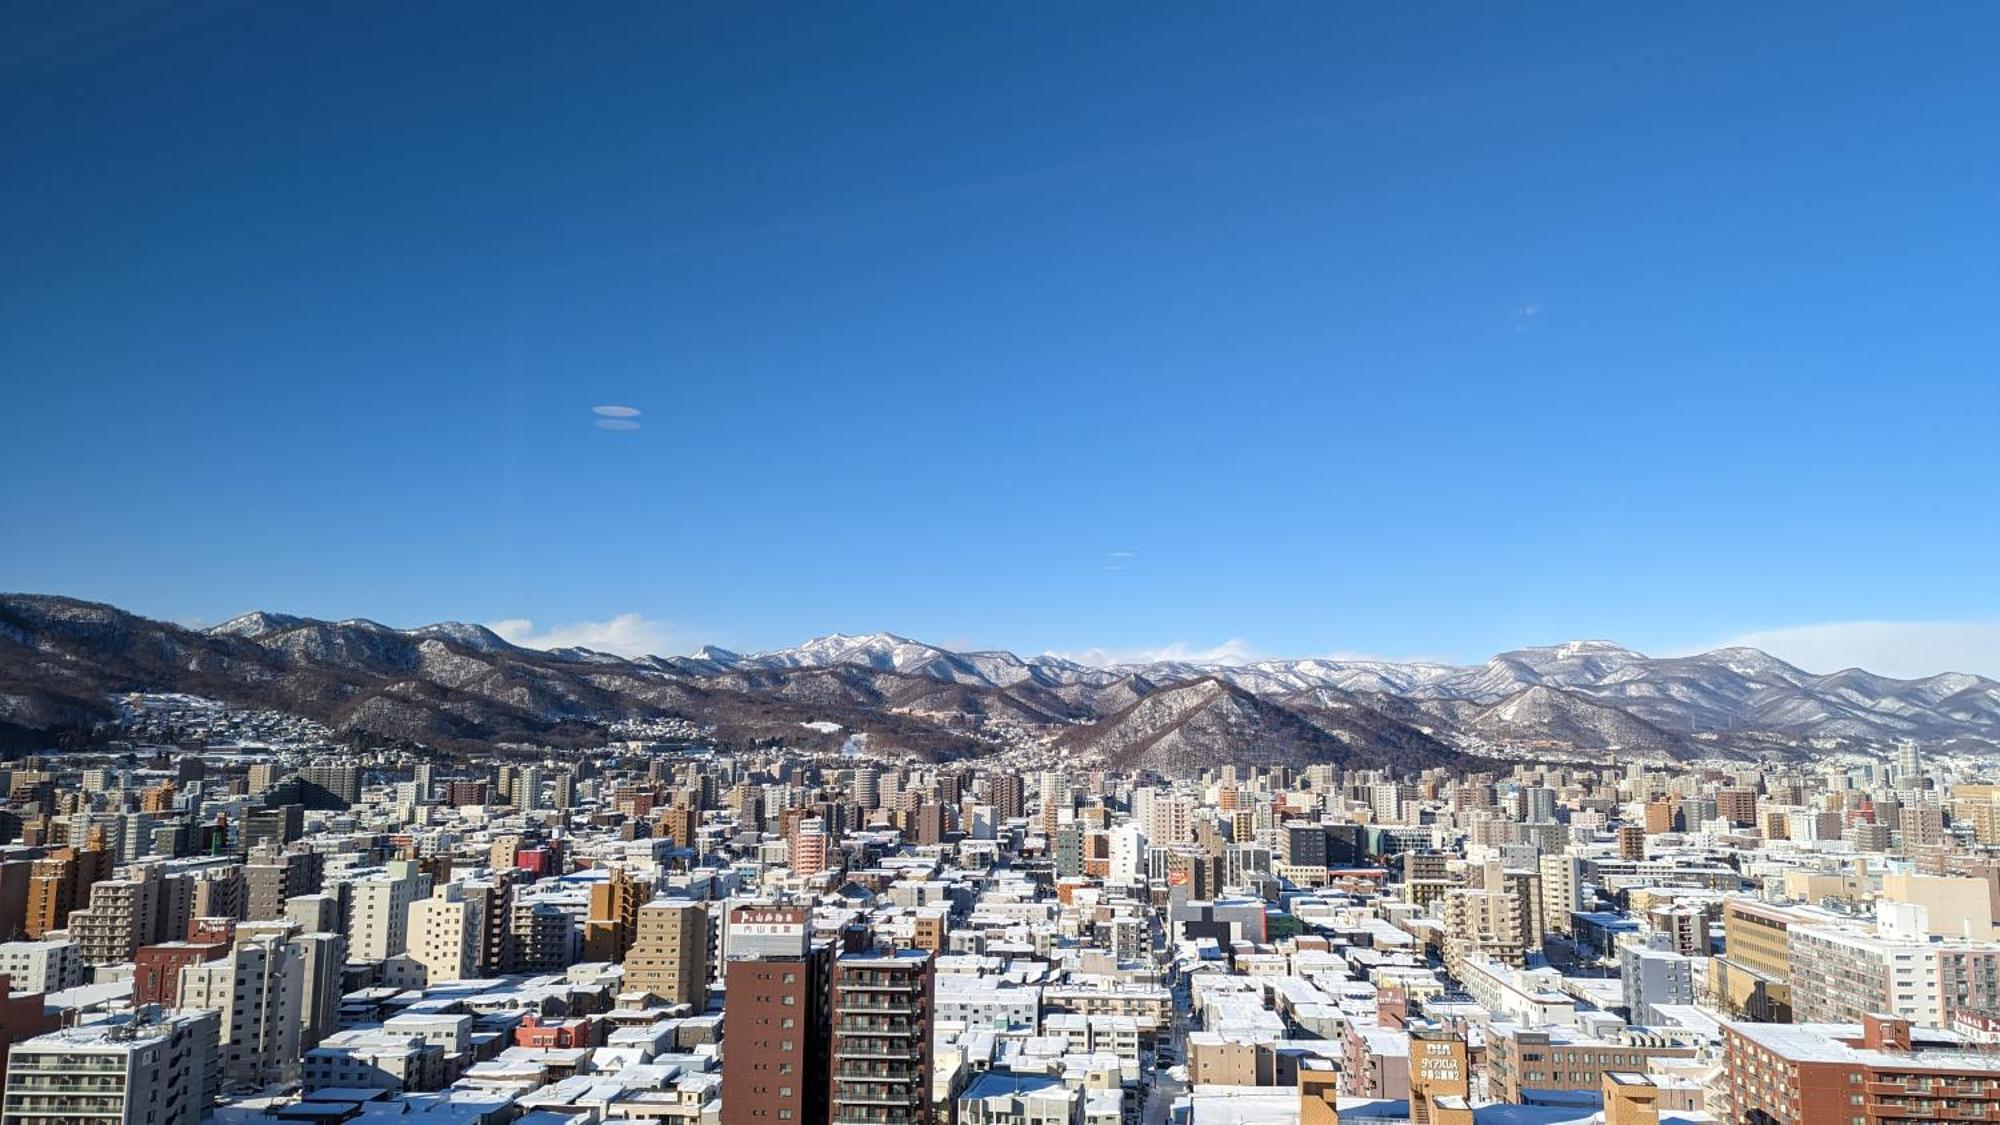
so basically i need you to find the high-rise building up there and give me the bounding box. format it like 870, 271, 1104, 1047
1539, 854, 1584, 936
1894, 739, 1923, 789
791, 820, 831, 878
1037, 771, 1068, 838
288, 931, 346, 1051
626, 899, 710, 1010
721, 905, 831, 1125
23, 846, 113, 940
68, 864, 164, 966
1, 1010, 219, 1125
244, 848, 323, 921
989, 773, 1024, 821
346, 860, 431, 962
246, 762, 278, 796
458, 876, 518, 977
1642, 801, 1673, 835
511, 766, 545, 811
510, 898, 573, 972
299, 763, 360, 809
582, 867, 652, 964
829, 950, 934, 1125
407, 883, 482, 986
1620, 933, 1697, 1024
659, 805, 700, 853
852, 768, 881, 810
178, 931, 303, 1087
1715, 787, 1757, 827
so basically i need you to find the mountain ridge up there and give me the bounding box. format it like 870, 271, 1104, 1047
3, 593, 1997, 768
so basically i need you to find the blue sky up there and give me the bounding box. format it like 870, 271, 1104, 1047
5, 3, 2000, 675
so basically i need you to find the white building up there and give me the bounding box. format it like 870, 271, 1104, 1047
346, 860, 432, 961
0, 938, 85, 994
178, 931, 303, 1088
407, 882, 482, 985
1, 1009, 219, 1125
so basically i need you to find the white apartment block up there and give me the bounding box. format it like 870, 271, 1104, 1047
0, 1010, 219, 1125
407, 883, 482, 986
345, 861, 432, 961
0, 938, 85, 994
178, 932, 303, 1088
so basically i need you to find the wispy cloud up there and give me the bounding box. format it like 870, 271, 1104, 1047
489, 613, 688, 658
1696, 620, 2000, 679
1054, 638, 1261, 668
592, 405, 642, 431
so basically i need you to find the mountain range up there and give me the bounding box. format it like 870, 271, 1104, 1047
4, 593, 1998, 772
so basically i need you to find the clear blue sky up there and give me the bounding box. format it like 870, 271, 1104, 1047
5, 3, 1999, 673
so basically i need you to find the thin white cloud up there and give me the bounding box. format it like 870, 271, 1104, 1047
1054, 639, 1262, 668
488, 613, 687, 658
1107, 550, 1136, 558
1698, 620, 2000, 680
592, 405, 642, 418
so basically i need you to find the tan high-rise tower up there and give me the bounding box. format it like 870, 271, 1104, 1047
582, 866, 652, 963
625, 899, 709, 1009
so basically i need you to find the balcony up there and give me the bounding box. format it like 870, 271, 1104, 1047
841, 979, 921, 992
837, 1094, 919, 1107
832, 1040, 924, 1056
838, 1023, 918, 1036
837, 1063, 921, 1078
839, 1002, 918, 1015
832, 1111, 920, 1125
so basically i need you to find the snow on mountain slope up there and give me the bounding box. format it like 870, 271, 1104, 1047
22, 595, 2000, 758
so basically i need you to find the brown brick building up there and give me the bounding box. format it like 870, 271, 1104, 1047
722, 906, 831, 1125
1727, 1014, 2000, 1124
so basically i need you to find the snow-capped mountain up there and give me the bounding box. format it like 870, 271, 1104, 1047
4, 593, 1998, 770
725, 630, 2000, 749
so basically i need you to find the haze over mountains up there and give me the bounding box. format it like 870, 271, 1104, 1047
4, 594, 1999, 771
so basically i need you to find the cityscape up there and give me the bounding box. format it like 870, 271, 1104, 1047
2, 615, 2000, 1125
7, 5, 2000, 1125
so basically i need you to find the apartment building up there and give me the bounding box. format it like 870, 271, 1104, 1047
1727, 1014, 2000, 1125
178, 931, 304, 1088
830, 949, 935, 1125
68, 865, 163, 966
346, 860, 431, 961
0, 1010, 219, 1125
407, 882, 482, 986
626, 899, 711, 1009
1486, 1025, 1699, 1104
0, 940, 83, 995
1789, 920, 2000, 1027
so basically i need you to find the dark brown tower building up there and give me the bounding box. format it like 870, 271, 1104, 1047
830, 949, 934, 1125
988, 773, 1024, 821
721, 905, 831, 1125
